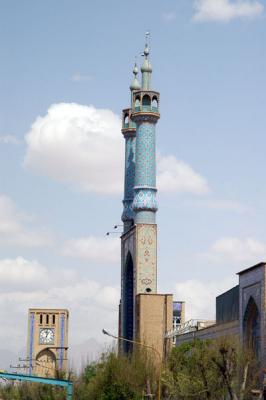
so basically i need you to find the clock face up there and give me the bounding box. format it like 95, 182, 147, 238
39, 328, 55, 344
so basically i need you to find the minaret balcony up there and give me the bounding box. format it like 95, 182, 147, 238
122, 108, 136, 133
131, 90, 160, 115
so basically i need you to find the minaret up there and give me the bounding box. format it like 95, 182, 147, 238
120, 38, 161, 353
121, 64, 141, 233
132, 40, 160, 227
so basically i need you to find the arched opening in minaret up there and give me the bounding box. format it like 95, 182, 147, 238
124, 114, 129, 127
124, 252, 134, 353
152, 96, 158, 111
135, 96, 141, 111
243, 296, 260, 357
142, 94, 151, 110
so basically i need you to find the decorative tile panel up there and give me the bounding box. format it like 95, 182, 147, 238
132, 187, 158, 212
136, 224, 157, 294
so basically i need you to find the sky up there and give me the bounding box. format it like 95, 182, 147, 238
0, 0, 266, 362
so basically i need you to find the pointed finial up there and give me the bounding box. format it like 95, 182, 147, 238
141, 31, 152, 85
130, 61, 141, 91
133, 61, 138, 76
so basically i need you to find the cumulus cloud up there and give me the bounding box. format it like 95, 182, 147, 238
24, 103, 210, 197
198, 237, 266, 270
0, 195, 53, 247
157, 155, 210, 194
175, 277, 237, 320
193, 0, 264, 22
62, 236, 120, 263
210, 237, 266, 264
0, 134, 20, 144
0, 256, 119, 352
24, 103, 123, 194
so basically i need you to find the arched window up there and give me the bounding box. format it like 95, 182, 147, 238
46, 314, 49, 325
243, 296, 260, 357
124, 114, 129, 127
52, 315, 55, 325
142, 94, 151, 109
40, 314, 43, 325
135, 96, 140, 111
152, 96, 158, 111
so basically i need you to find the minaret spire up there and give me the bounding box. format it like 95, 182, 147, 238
130, 61, 141, 108
141, 32, 152, 90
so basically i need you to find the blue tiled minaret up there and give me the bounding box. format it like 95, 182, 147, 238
131, 42, 160, 224
120, 39, 160, 352
121, 64, 141, 233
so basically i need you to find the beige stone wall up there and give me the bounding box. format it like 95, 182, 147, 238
135, 294, 173, 360
175, 320, 240, 346
27, 308, 69, 377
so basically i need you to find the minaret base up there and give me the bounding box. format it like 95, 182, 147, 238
135, 294, 173, 361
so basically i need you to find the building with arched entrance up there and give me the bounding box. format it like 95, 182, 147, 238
173, 262, 266, 364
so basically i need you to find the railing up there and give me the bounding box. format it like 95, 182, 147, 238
122, 121, 136, 130
133, 105, 159, 113
165, 319, 216, 339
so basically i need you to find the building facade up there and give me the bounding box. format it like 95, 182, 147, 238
27, 308, 69, 377
173, 262, 266, 364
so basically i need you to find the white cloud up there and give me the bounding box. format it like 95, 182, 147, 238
0, 256, 119, 353
175, 277, 237, 320
193, 0, 264, 22
192, 199, 251, 213
0, 135, 20, 144
0, 257, 77, 293
199, 237, 266, 270
157, 155, 210, 194
71, 73, 93, 82
24, 103, 123, 194
62, 236, 120, 263
210, 237, 266, 264
24, 103, 210, 196
0, 195, 53, 247
0, 257, 47, 291
162, 12, 176, 21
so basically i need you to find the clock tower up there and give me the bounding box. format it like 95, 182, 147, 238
27, 308, 69, 377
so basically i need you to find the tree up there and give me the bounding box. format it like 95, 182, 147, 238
164, 337, 258, 400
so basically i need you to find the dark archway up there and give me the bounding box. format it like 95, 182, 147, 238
142, 94, 151, 108
243, 296, 260, 357
124, 252, 134, 352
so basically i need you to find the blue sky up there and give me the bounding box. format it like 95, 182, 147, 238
0, 0, 266, 360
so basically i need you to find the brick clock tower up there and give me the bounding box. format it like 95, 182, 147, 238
120, 37, 173, 357
27, 308, 69, 377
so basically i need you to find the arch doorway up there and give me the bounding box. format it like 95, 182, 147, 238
36, 349, 56, 377
124, 252, 134, 353
243, 296, 260, 357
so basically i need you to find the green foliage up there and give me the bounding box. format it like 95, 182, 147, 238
164, 339, 224, 399
0, 340, 259, 399
164, 337, 258, 400
0, 382, 65, 400
75, 350, 157, 400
